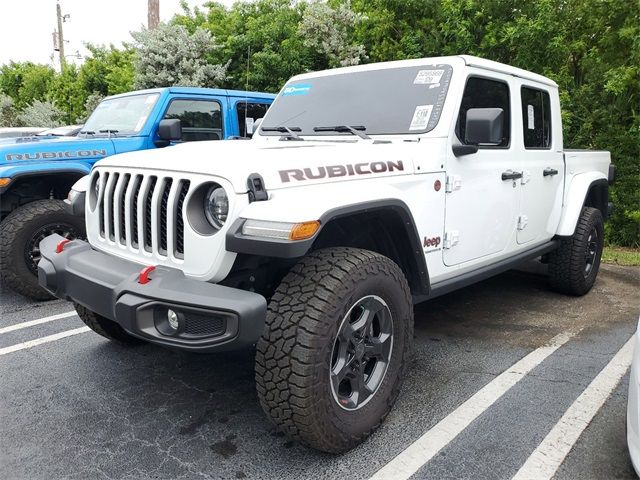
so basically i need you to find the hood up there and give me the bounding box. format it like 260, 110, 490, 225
0, 135, 115, 167
95, 138, 441, 193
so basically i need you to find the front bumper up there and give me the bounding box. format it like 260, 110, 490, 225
38, 234, 267, 353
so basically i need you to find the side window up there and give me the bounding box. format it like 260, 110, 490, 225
521, 87, 551, 149
236, 101, 269, 138
456, 77, 510, 147
163, 99, 223, 142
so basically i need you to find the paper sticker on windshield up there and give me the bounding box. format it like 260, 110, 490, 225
409, 105, 433, 131
145, 95, 156, 104
282, 84, 312, 97
527, 104, 535, 130
414, 69, 444, 85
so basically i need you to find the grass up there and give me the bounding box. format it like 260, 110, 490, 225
602, 246, 640, 266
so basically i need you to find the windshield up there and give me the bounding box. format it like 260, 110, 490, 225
82, 93, 159, 135
261, 64, 453, 137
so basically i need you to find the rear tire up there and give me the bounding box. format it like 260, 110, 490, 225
75, 303, 145, 345
0, 200, 85, 300
548, 207, 604, 296
255, 247, 413, 453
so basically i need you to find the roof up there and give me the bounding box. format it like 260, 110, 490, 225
459, 55, 558, 87
289, 55, 558, 88
105, 87, 276, 100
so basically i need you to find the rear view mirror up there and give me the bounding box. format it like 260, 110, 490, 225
465, 108, 504, 145
157, 119, 182, 144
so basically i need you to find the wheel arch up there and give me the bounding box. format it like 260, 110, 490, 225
556, 173, 608, 237
312, 200, 430, 297
0, 169, 88, 220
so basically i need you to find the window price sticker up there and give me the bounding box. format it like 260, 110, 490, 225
414, 69, 445, 85
409, 105, 433, 131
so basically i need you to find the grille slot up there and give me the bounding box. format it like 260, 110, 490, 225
159, 178, 173, 254
95, 170, 191, 262
107, 173, 119, 241
118, 174, 131, 243
144, 176, 157, 252
175, 181, 190, 257
130, 175, 142, 248
98, 172, 109, 236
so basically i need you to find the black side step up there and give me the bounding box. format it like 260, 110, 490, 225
415, 240, 559, 303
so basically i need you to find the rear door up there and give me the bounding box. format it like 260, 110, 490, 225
515, 84, 564, 244
443, 72, 520, 267
232, 99, 271, 138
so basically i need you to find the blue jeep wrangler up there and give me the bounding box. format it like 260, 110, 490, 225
0, 87, 275, 299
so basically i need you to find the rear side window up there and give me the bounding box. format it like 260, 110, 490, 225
163, 99, 223, 142
521, 87, 552, 149
236, 101, 269, 137
456, 77, 510, 147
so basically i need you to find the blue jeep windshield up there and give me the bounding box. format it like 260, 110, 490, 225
261, 64, 454, 136
82, 93, 159, 136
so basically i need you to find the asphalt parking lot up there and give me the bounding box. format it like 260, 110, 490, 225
1, 263, 638, 480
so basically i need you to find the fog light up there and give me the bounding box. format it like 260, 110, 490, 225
167, 309, 180, 330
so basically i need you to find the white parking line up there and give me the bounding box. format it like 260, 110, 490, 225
369, 331, 576, 480
512, 335, 634, 480
0, 310, 77, 335
0, 327, 90, 356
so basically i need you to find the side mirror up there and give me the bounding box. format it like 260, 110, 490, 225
157, 119, 182, 146
465, 108, 504, 145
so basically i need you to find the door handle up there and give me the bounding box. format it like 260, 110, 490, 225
543, 167, 559, 177
502, 170, 523, 181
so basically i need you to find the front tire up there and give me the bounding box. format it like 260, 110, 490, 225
0, 200, 85, 300
255, 247, 413, 453
548, 206, 604, 296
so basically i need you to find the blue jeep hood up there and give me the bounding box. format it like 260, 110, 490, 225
0, 135, 115, 167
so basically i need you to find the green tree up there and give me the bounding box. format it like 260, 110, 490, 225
18, 100, 64, 128
0, 93, 19, 127
0, 62, 56, 108
130, 23, 228, 88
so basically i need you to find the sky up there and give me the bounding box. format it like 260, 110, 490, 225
0, 0, 237, 68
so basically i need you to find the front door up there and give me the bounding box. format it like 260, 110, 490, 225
443, 73, 520, 267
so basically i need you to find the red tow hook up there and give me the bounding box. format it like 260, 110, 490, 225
138, 265, 156, 285
55, 239, 72, 253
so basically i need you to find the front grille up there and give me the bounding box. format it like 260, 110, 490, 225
96, 171, 191, 259
183, 313, 226, 338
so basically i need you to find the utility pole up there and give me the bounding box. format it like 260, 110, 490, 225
148, 0, 160, 29
55, 1, 67, 71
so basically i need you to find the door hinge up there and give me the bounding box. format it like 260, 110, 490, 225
517, 215, 528, 230
445, 175, 462, 193
521, 170, 531, 185
444, 230, 460, 249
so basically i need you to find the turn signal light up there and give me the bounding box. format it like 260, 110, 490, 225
0, 178, 10, 188
289, 221, 321, 241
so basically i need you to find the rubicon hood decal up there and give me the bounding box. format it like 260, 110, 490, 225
279, 160, 404, 183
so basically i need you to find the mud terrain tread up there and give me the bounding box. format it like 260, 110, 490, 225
0, 200, 83, 300
548, 207, 603, 296
75, 303, 144, 345
255, 247, 413, 453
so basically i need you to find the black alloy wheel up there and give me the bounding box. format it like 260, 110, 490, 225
330, 295, 393, 411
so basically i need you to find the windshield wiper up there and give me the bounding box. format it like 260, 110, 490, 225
261, 126, 303, 140
79, 130, 95, 135
313, 125, 370, 140
99, 129, 119, 136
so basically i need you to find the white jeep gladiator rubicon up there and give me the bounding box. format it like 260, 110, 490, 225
38, 55, 614, 453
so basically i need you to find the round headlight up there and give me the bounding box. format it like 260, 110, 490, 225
204, 185, 228, 229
